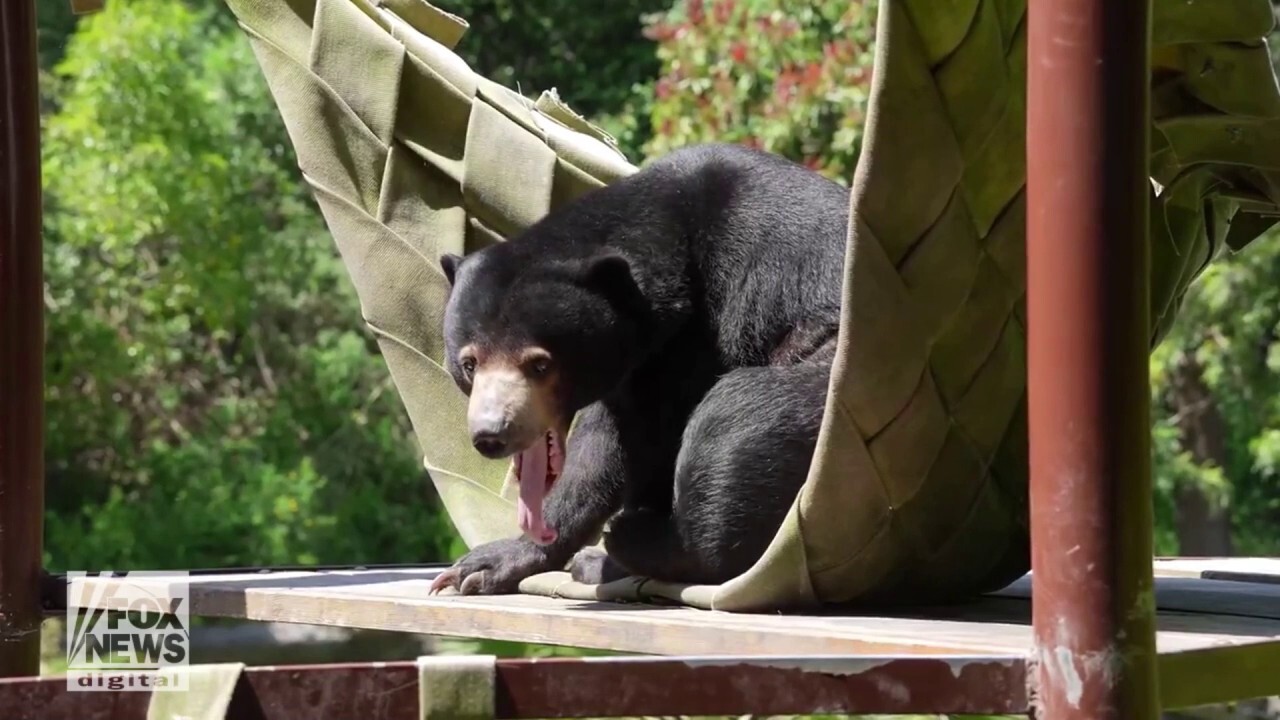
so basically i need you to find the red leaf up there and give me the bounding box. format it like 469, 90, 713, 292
713, 0, 734, 24
775, 70, 797, 101
688, 0, 705, 25
802, 62, 823, 87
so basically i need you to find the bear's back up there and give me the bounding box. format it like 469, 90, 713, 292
485, 143, 852, 368
643, 144, 851, 366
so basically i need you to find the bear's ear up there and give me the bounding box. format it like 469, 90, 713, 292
582, 251, 634, 289
578, 251, 647, 314
440, 253, 464, 287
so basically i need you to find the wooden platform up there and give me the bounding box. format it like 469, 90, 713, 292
60, 560, 1280, 657
53, 558, 1280, 710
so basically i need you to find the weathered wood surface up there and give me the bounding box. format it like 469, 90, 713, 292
995, 575, 1280, 620
63, 563, 1280, 658
1154, 557, 1280, 585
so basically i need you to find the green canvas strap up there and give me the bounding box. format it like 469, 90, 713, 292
418, 654, 496, 720
145, 662, 246, 720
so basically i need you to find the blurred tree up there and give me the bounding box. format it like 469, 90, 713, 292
1150, 235, 1280, 556
36, 0, 78, 70
1143, 10, 1280, 558
641, 0, 877, 183
399, 0, 671, 160
435, 0, 666, 116
41, 0, 453, 570
40, 0, 668, 159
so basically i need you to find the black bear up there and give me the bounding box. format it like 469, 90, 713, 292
429, 143, 850, 595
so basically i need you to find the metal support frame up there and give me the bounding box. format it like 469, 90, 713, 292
0, 0, 45, 680
0, 655, 1031, 719
6, 646, 1280, 719
1027, 0, 1160, 718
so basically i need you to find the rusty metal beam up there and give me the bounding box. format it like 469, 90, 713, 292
4, 644, 1279, 717
0, 0, 45, 680
496, 655, 1028, 717
1026, 0, 1159, 719
0, 654, 1030, 719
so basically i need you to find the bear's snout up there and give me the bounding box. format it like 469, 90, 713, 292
471, 430, 509, 458
466, 362, 552, 459
467, 399, 524, 459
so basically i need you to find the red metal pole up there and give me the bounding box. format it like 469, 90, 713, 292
0, 0, 45, 679
1026, 0, 1159, 719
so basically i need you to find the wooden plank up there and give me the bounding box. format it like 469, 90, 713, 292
61, 569, 1280, 658
69, 569, 1020, 655
1154, 557, 1280, 585
993, 575, 1280, 620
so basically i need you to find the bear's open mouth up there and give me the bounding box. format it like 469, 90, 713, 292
513, 429, 564, 545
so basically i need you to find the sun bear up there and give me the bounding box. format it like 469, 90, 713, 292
428, 143, 850, 596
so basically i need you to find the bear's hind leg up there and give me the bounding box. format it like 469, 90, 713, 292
572, 357, 831, 587
668, 359, 831, 584
568, 509, 705, 584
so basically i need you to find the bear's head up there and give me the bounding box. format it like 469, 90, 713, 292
439, 244, 647, 543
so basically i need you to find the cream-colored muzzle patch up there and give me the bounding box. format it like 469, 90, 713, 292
467, 363, 555, 454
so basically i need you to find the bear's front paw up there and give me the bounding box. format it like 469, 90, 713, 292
428, 538, 557, 595
568, 547, 632, 585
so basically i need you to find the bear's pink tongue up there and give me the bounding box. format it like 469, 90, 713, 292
514, 430, 564, 545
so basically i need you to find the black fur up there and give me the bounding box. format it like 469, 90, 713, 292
433, 143, 850, 594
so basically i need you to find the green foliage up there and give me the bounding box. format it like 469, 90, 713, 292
436, 0, 669, 160
41, 0, 449, 571
437, 0, 666, 116
1149, 233, 1280, 555
642, 0, 876, 182
36, 0, 79, 71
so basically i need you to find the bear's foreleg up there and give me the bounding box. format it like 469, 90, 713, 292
429, 401, 628, 595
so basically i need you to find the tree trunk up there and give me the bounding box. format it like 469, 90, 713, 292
1168, 355, 1235, 557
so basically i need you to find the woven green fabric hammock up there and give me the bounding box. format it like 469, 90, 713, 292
223, 0, 1280, 611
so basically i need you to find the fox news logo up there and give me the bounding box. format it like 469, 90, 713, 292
65, 571, 191, 692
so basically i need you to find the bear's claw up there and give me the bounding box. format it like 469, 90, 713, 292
427, 537, 556, 596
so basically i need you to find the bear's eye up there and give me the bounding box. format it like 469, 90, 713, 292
460, 357, 477, 380
528, 357, 552, 378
